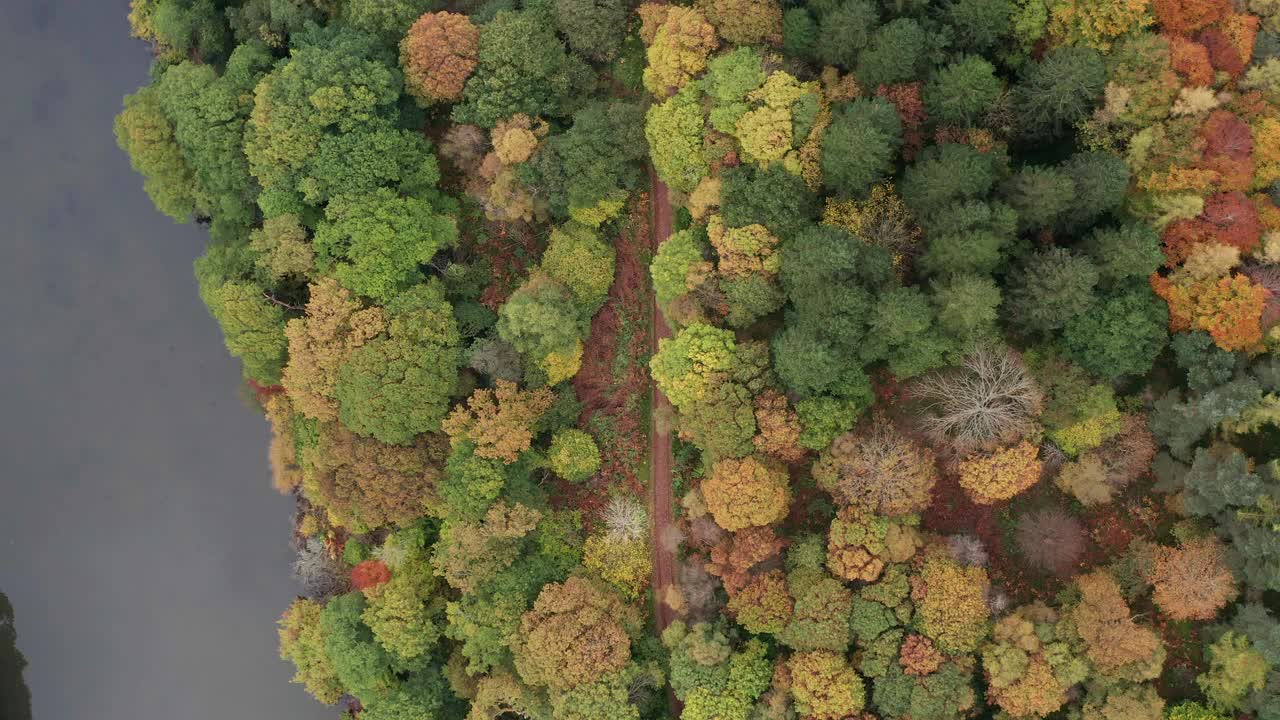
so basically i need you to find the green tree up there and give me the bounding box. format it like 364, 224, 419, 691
547, 428, 601, 482
154, 49, 272, 239
931, 273, 1001, 341
782, 8, 818, 58
780, 572, 854, 652
646, 84, 709, 193
440, 442, 507, 522
814, 0, 879, 68
342, 0, 438, 39
1170, 332, 1239, 393
900, 143, 1001, 217
455, 10, 590, 127
244, 24, 403, 216
1064, 288, 1168, 379
1013, 46, 1106, 139
497, 272, 585, 361
941, 0, 1014, 53
923, 55, 1003, 127
361, 671, 451, 720
204, 281, 289, 385
533, 101, 646, 224
1198, 632, 1272, 712
916, 200, 1017, 277
314, 188, 458, 303
279, 598, 345, 704
335, 282, 461, 445
1057, 152, 1130, 233
720, 164, 819, 239
320, 591, 395, 703
298, 124, 442, 207
115, 85, 208, 223
1007, 248, 1099, 335
553, 0, 627, 61
856, 18, 926, 89
540, 222, 616, 314
821, 98, 903, 197
652, 229, 709, 306
1000, 165, 1075, 232
1084, 223, 1164, 285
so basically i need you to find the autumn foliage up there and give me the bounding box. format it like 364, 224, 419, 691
956, 441, 1043, 505
1147, 537, 1238, 620
442, 380, 554, 463
702, 455, 791, 531
351, 559, 391, 591
400, 12, 479, 105
515, 577, 636, 691
1152, 273, 1269, 351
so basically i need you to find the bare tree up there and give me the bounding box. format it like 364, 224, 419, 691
946, 534, 989, 568
1015, 508, 1085, 575
604, 495, 648, 542
292, 537, 349, 599
911, 348, 1043, 453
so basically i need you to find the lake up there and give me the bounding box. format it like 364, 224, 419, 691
0, 2, 328, 718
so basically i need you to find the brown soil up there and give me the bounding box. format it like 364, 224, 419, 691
649, 168, 677, 633
648, 168, 683, 717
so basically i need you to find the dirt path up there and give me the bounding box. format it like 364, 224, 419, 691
648, 169, 677, 634
647, 172, 683, 720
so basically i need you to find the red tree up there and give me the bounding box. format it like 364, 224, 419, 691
1152, 0, 1229, 34
351, 559, 391, 591
1201, 192, 1263, 254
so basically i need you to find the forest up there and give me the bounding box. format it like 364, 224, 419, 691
116, 0, 1280, 719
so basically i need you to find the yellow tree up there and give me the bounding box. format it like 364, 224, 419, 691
442, 380, 554, 463
282, 277, 386, 422
514, 577, 638, 690
1068, 571, 1164, 680
702, 455, 791, 531
642, 6, 718, 98
957, 441, 1043, 505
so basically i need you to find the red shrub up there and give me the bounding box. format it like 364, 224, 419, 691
351, 559, 391, 591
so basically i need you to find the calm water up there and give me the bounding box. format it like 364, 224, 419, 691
0, 2, 326, 718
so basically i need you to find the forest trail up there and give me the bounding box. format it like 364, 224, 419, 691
648, 169, 678, 631
647, 166, 682, 717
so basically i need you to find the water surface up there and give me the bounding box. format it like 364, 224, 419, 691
0, 2, 326, 718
